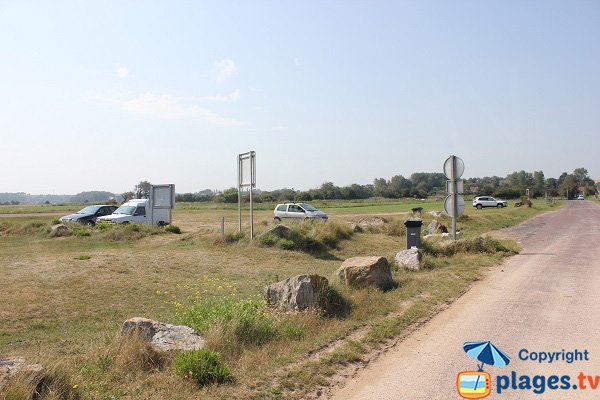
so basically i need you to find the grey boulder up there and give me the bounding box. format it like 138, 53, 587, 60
121, 317, 205, 352
266, 274, 329, 311
395, 248, 423, 271
336, 256, 393, 290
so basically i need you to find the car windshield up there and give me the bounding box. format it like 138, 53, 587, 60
77, 206, 101, 214
114, 206, 136, 215
300, 203, 318, 212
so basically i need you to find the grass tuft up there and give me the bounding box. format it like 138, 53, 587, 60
173, 349, 232, 386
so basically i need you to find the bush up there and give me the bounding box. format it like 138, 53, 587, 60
422, 237, 516, 256
223, 231, 244, 243
258, 220, 353, 252
173, 349, 231, 386
165, 225, 181, 234
178, 296, 277, 346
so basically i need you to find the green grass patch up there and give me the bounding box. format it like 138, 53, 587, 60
173, 349, 232, 386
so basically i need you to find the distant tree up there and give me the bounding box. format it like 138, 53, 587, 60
122, 191, 135, 201
135, 181, 152, 198
215, 188, 239, 203
533, 171, 545, 197
560, 175, 578, 198
573, 168, 589, 187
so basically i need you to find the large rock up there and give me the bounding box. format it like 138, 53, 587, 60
120, 318, 205, 352
0, 357, 43, 387
395, 248, 423, 271
49, 224, 70, 237
263, 224, 291, 239
357, 217, 387, 228
266, 275, 329, 311
427, 220, 440, 235
336, 256, 393, 290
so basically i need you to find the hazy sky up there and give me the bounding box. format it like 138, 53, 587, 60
1, 1, 598, 194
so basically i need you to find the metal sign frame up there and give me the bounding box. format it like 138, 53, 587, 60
149, 184, 175, 225
443, 155, 465, 240
237, 151, 256, 239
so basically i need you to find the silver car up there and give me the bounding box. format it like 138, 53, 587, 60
472, 196, 508, 209
273, 203, 328, 222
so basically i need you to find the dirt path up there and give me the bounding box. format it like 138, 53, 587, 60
329, 201, 600, 399
0, 212, 65, 218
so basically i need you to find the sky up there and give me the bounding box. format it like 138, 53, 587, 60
0, 1, 599, 194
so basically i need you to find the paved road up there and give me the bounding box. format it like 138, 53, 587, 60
330, 200, 600, 399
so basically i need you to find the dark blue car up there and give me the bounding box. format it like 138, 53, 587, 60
59, 205, 117, 226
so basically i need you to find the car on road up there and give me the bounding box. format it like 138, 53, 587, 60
273, 203, 328, 222
472, 196, 508, 209
577, 195, 585, 200
59, 205, 117, 226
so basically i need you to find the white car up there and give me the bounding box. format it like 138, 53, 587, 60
472, 196, 508, 209
577, 195, 584, 200
273, 203, 328, 222
97, 199, 171, 226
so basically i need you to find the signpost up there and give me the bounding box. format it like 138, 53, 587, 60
443, 155, 465, 240
238, 151, 256, 239
149, 184, 175, 226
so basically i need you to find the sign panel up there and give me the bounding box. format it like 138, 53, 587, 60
443, 156, 465, 180
446, 179, 464, 194
150, 184, 175, 209
238, 151, 256, 187
443, 194, 465, 218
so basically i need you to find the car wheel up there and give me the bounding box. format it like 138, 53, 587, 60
476, 204, 483, 209
85, 220, 95, 227
274, 217, 281, 223
497, 204, 503, 208
304, 217, 310, 221
157, 221, 165, 227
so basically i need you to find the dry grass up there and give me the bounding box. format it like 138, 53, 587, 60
0, 201, 561, 399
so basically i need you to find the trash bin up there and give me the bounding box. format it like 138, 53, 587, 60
404, 218, 423, 249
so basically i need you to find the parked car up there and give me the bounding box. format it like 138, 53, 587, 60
577, 195, 585, 200
59, 205, 117, 226
472, 196, 508, 209
273, 203, 328, 222
96, 199, 171, 226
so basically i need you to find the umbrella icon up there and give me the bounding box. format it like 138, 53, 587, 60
463, 341, 511, 394
464, 341, 511, 371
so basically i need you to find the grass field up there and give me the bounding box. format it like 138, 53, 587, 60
0, 199, 561, 399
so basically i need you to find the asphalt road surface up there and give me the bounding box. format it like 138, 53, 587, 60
330, 200, 600, 399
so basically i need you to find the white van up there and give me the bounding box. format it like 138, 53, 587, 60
96, 199, 171, 226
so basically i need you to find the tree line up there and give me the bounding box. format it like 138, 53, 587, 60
171, 167, 597, 204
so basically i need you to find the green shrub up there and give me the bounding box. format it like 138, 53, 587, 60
173, 349, 231, 386
259, 220, 353, 252
280, 239, 296, 250
422, 237, 516, 256
70, 225, 91, 237
259, 233, 278, 246
165, 225, 182, 234
96, 222, 113, 231
280, 322, 306, 340
224, 231, 244, 243
178, 296, 277, 346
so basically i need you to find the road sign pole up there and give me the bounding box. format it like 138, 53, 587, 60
452, 156, 458, 240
